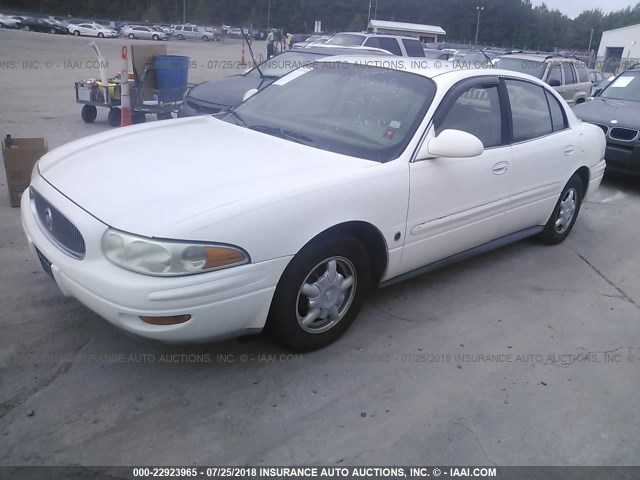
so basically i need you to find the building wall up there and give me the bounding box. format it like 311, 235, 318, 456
597, 25, 640, 72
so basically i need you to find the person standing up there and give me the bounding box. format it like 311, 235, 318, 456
266, 29, 275, 59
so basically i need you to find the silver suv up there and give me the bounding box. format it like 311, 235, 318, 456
324, 32, 426, 57
172, 24, 213, 41
494, 54, 592, 105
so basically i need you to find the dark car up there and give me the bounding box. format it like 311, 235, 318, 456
573, 65, 640, 176
178, 46, 391, 117
19, 17, 68, 34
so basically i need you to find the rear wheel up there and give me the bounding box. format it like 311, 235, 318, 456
152, 34, 159, 40
74, 30, 80, 36
97, 32, 104, 38
107, 107, 121, 127
50, 28, 56, 34
537, 174, 584, 245
268, 234, 370, 351
157, 112, 172, 120
24, 25, 30, 31
81, 105, 97, 123
128, 33, 134, 39
132, 112, 146, 124
201, 35, 209, 42
177, 34, 184, 40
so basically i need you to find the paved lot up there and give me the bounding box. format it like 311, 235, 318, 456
1, 29, 640, 467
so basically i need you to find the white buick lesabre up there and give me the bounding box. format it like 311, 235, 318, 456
22, 58, 606, 351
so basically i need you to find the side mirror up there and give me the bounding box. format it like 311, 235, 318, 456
418, 129, 484, 160
242, 88, 258, 102
547, 78, 561, 87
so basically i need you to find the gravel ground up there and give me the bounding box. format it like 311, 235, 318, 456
1, 28, 639, 468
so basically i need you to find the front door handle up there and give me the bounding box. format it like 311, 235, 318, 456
492, 161, 509, 175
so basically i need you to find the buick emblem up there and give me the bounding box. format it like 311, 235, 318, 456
44, 207, 54, 232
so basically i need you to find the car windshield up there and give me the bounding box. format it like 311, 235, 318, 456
494, 57, 546, 79
599, 71, 640, 101
253, 51, 326, 78
224, 62, 436, 162
326, 33, 366, 46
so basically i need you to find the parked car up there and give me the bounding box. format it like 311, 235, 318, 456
493, 54, 592, 105
422, 48, 452, 60
179, 46, 392, 117
122, 25, 168, 40
0, 13, 21, 28
588, 69, 605, 86
293, 34, 330, 48
172, 24, 213, 41
325, 32, 426, 57
573, 65, 640, 175
18, 17, 68, 34
68, 22, 118, 37
23, 59, 605, 351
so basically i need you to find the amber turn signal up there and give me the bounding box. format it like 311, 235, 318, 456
140, 314, 192, 325
204, 247, 247, 269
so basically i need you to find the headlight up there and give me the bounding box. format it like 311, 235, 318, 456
102, 229, 249, 276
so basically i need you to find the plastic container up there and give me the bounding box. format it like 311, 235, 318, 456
154, 55, 189, 102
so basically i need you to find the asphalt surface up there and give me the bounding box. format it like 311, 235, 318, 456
1, 28, 639, 467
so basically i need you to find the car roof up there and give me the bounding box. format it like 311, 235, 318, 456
332, 31, 422, 41
287, 46, 391, 56
501, 53, 582, 63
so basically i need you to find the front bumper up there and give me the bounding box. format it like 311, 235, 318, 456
604, 142, 640, 176
21, 176, 291, 343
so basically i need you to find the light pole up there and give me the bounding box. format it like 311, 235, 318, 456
182, 0, 186, 24
367, 0, 372, 30
587, 28, 594, 68
374, 0, 378, 20
267, 0, 271, 30
474, 6, 484, 47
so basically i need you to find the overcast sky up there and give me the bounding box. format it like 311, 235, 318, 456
532, 0, 636, 18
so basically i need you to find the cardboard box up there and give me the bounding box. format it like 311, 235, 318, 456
2, 137, 48, 207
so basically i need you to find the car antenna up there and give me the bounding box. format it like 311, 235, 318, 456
241, 28, 264, 79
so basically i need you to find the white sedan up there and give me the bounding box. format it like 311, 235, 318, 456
122, 25, 169, 40
68, 23, 118, 38
22, 58, 606, 351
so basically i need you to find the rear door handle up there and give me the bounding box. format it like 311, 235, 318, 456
564, 146, 575, 156
492, 161, 509, 175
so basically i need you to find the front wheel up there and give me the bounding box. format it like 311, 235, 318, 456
152, 34, 159, 40
128, 33, 134, 39
201, 35, 209, 42
177, 34, 184, 40
268, 235, 371, 351
97, 32, 104, 38
24, 25, 30, 31
537, 174, 584, 245
73, 30, 80, 36
50, 28, 56, 34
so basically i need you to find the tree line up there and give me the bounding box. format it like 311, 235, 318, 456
3, 0, 640, 51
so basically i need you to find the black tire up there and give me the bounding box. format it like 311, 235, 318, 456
537, 174, 584, 245
128, 33, 134, 39
157, 112, 172, 120
24, 25, 30, 31
177, 34, 184, 40
132, 112, 146, 124
98, 32, 104, 38
81, 105, 97, 123
50, 28, 56, 34
268, 234, 371, 352
201, 35, 209, 42
152, 34, 159, 40
107, 107, 121, 127
73, 30, 80, 36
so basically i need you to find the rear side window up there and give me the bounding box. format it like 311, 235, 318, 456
365, 37, 402, 56
545, 91, 567, 131
402, 39, 425, 57
575, 63, 589, 83
562, 63, 577, 85
505, 79, 553, 142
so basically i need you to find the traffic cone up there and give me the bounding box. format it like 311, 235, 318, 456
120, 46, 132, 127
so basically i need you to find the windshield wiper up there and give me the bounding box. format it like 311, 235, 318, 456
248, 125, 315, 145
226, 110, 247, 126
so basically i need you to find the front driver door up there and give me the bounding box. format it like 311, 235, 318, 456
400, 77, 513, 274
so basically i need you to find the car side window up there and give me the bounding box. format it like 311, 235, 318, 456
505, 79, 553, 142
402, 39, 425, 57
435, 83, 502, 148
547, 65, 562, 85
545, 90, 567, 132
562, 63, 576, 85
184, 26, 193, 32
365, 37, 402, 56
575, 63, 589, 83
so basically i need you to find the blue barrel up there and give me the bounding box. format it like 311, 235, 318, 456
154, 55, 189, 102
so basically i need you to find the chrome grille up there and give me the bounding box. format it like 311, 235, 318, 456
31, 188, 86, 259
609, 127, 638, 142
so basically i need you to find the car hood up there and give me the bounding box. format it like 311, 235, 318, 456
573, 97, 640, 128
37, 116, 374, 237
187, 73, 274, 109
